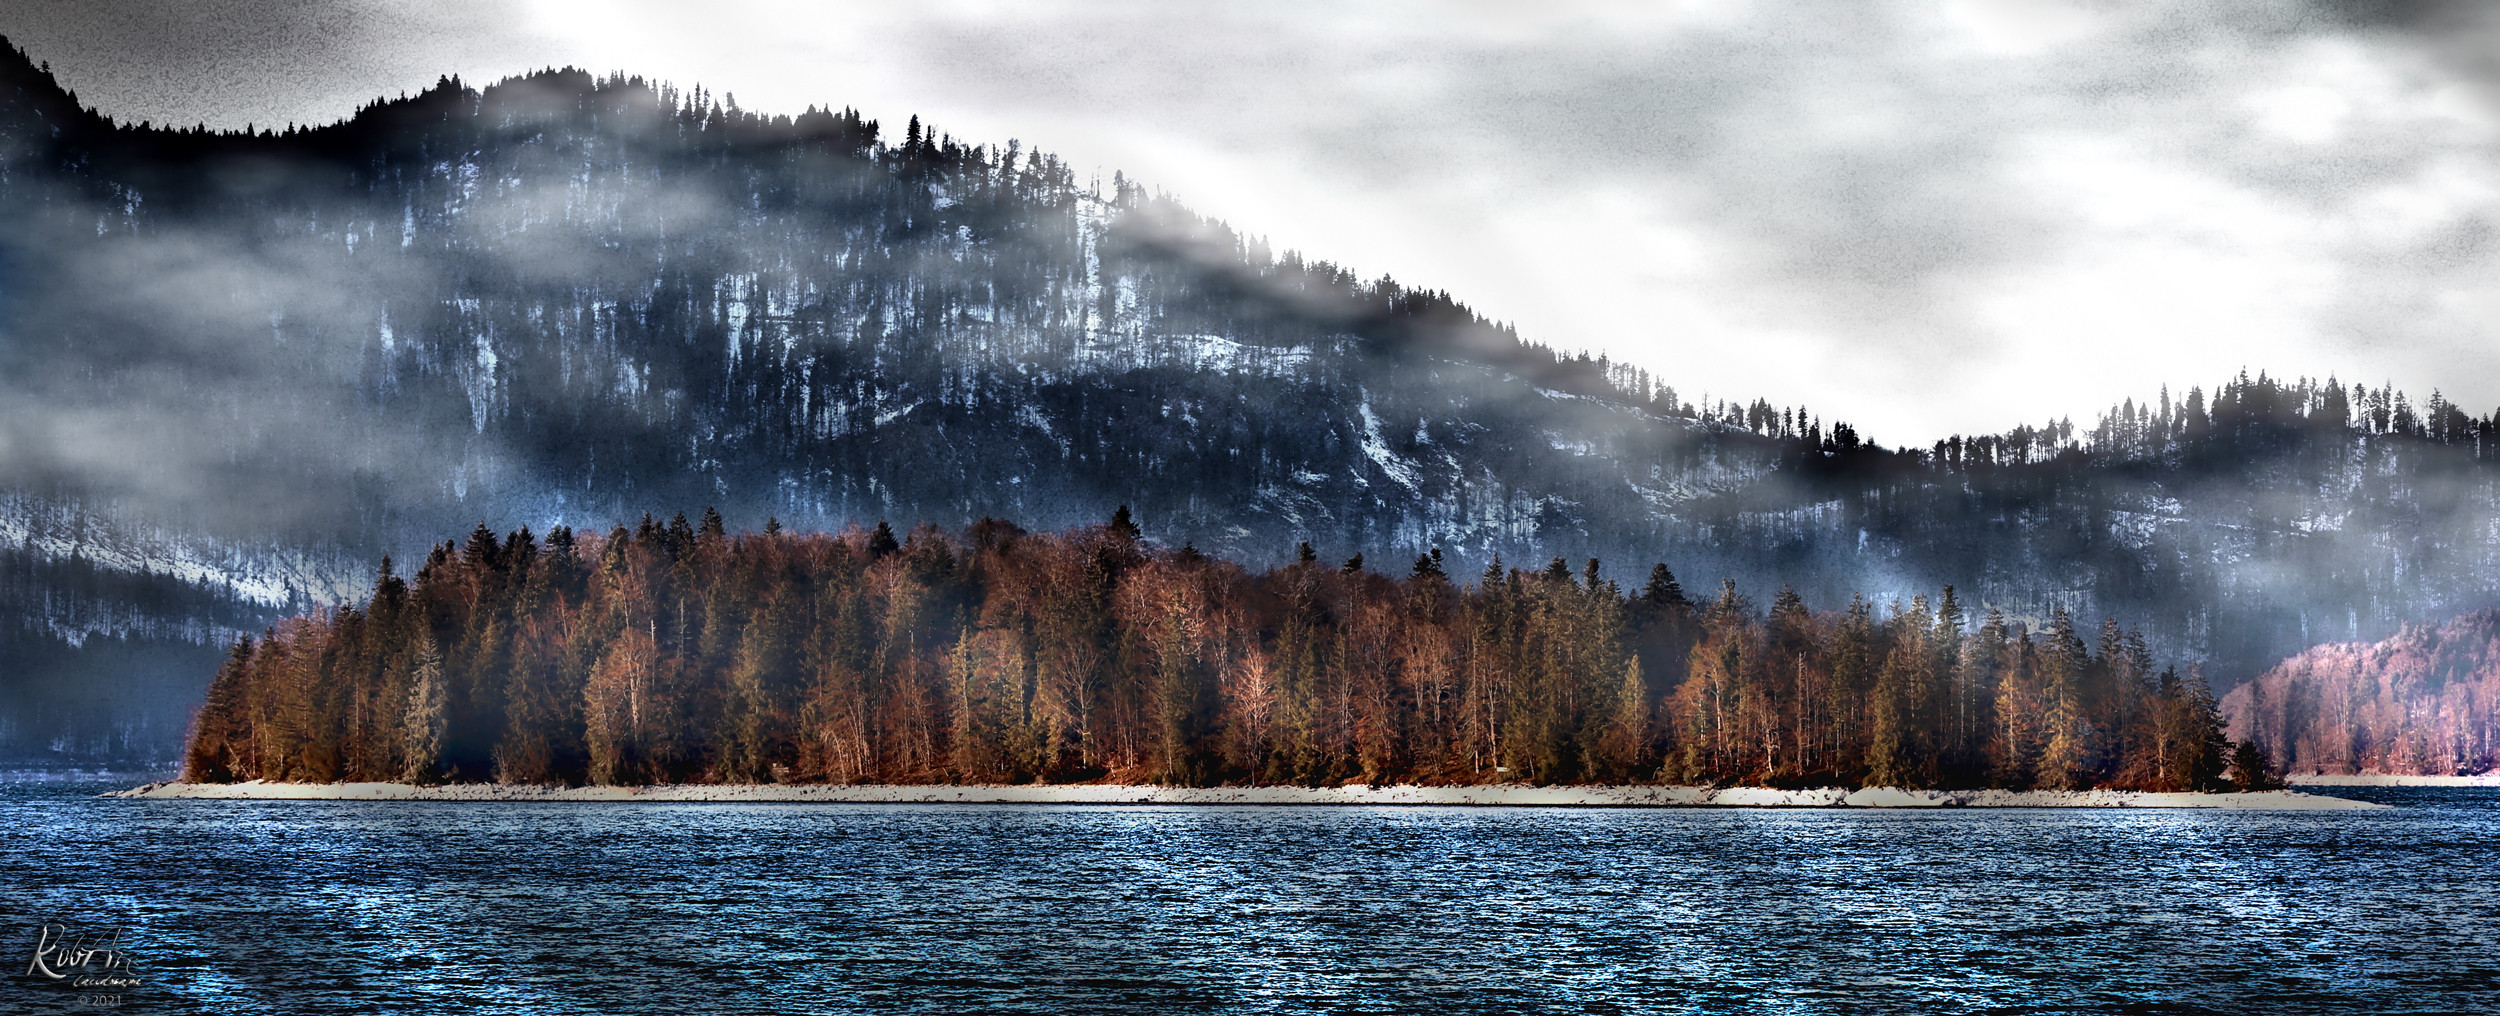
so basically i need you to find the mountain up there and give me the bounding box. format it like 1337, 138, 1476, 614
2223, 609, 2500, 776
4, 39, 2499, 760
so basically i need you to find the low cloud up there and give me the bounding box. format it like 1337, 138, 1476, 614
4, 1, 2499, 443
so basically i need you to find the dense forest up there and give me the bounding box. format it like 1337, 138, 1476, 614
7, 38, 2500, 760
2223, 610, 2500, 776
184, 513, 2258, 792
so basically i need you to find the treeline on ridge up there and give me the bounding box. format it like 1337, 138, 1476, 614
183, 511, 2262, 792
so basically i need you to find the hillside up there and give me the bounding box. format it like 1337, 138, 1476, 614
2223, 609, 2500, 777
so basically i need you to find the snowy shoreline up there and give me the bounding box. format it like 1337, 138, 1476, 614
108, 781, 2382, 809
2286, 772, 2500, 787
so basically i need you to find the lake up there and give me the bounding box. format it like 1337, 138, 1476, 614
3, 770, 2492, 1014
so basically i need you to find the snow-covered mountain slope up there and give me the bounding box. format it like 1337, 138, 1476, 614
3, 42, 2499, 759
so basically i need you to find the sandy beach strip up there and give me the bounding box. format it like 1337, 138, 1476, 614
106, 780, 2384, 809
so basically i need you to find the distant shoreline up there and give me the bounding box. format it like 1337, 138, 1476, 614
2286, 772, 2500, 787
108, 781, 2384, 809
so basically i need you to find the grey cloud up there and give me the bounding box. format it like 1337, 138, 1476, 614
8, 1, 2500, 439
0, 0, 546, 130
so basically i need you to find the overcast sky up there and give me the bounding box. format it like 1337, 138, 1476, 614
6, 0, 2496, 443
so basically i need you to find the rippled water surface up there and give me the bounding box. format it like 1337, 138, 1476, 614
3, 772, 2494, 1014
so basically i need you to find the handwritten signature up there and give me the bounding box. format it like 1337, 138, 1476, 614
24, 924, 140, 989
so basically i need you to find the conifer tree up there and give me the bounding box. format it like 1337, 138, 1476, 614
184, 636, 257, 782
1148, 601, 1210, 785
2143, 667, 2229, 791
1594, 656, 1649, 779
1411, 549, 1445, 580
2036, 609, 2094, 789
1642, 564, 1687, 609
1989, 628, 2044, 786
1932, 586, 1968, 769
402, 631, 447, 784
1866, 645, 1917, 788
2228, 739, 2275, 791
1825, 597, 1875, 779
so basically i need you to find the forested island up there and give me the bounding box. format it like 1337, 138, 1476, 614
181, 511, 2267, 793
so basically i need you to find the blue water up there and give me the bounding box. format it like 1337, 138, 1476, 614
1, 771, 2492, 1014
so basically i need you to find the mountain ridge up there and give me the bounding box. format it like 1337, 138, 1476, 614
3, 38, 2499, 761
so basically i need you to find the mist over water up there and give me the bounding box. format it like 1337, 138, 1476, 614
3, 772, 2493, 1014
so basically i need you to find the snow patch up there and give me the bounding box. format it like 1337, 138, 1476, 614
0, 496, 366, 619
1357, 400, 1422, 492
1163, 333, 1312, 377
